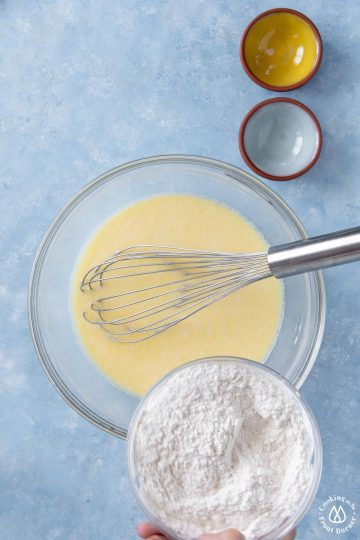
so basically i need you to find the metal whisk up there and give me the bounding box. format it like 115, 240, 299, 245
81, 226, 360, 343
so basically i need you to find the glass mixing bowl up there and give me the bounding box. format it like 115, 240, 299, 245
28, 155, 325, 438
127, 356, 323, 540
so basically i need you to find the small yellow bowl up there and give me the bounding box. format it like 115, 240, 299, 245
240, 8, 322, 91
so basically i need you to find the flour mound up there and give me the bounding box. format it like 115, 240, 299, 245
132, 361, 314, 539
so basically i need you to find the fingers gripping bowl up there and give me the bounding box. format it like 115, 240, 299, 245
28, 155, 325, 438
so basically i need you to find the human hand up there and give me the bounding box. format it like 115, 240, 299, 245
136, 522, 296, 540
136, 523, 244, 539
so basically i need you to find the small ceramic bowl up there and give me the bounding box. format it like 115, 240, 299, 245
239, 98, 322, 181
240, 8, 322, 91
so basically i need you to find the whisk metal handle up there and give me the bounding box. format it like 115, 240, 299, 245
268, 226, 360, 278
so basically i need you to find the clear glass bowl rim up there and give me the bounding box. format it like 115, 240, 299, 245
28, 154, 326, 438
127, 355, 323, 540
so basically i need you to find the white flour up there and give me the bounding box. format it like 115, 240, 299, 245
131, 361, 314, 540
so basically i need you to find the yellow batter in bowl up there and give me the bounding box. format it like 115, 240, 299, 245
72, 194, 283, 397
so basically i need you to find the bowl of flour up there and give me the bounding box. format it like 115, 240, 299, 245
127, 357, 322, 540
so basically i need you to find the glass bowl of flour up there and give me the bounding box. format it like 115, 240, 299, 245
127, 356, 322, 540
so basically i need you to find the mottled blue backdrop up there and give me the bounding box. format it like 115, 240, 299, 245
0, 1, 359, 539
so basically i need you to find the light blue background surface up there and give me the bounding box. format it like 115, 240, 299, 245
1, 1, 359, 539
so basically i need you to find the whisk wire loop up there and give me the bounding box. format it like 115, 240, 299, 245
81, 245, 271, 342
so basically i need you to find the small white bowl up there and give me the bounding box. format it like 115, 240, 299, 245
239, 98, 322, 181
